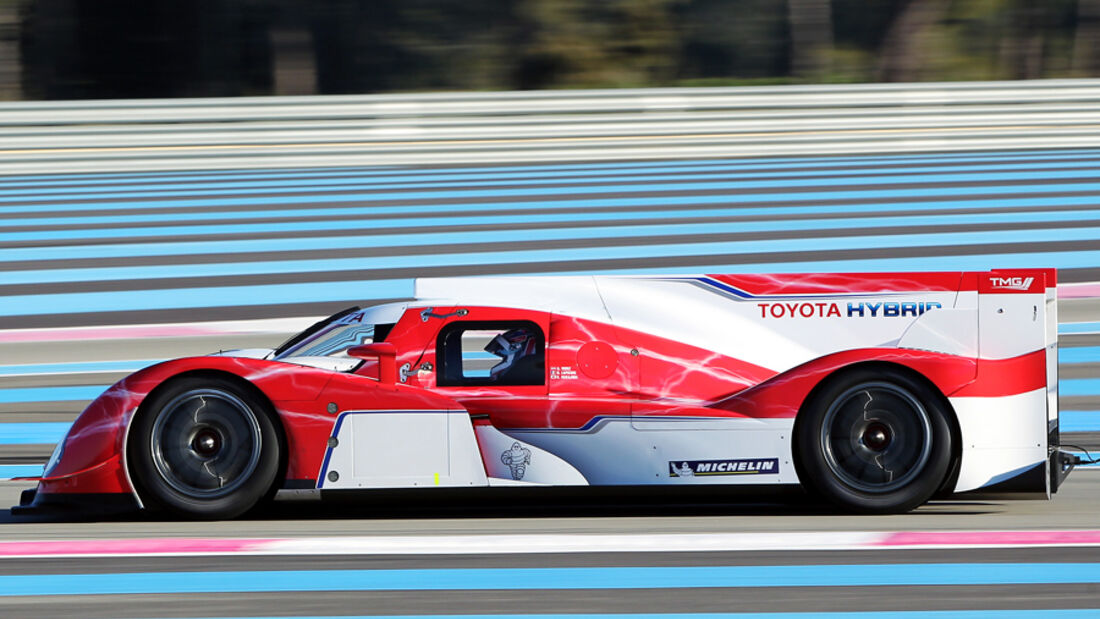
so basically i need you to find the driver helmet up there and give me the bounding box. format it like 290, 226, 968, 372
485, 328, 537, 380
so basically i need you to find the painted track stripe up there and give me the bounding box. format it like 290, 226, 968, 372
1061, 379, 1100, 397
7, 225, 1100, 287
0, 359, 158, 376
7, 178, 1100, 216
1061, 322, 1100, 334
6, 146, 1100, 179
4, 148, 1098, 188
0, 422, 69, 444
2, 563, 1100, 596
0, 385, 105, 404
10, 167, 1100, 204
1060, 347, 1100, 363
12, 202, 1100, 259
1058, 412, 1100, 433
0, 464, 42, 478
10, 155, 1100, 198
9, 248, 1100, 318
10, 203, 1100, 244
5, 530, 1100, 559
92, 613, 1100, 619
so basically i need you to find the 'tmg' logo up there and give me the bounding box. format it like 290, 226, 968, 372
990, 276, 1034, 291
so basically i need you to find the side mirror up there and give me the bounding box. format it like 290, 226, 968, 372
347, 342, 397, 387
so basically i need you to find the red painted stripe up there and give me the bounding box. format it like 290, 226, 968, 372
880, 530, 1100, 547
0, 537, 274, 557
1058, 282, 1100, 299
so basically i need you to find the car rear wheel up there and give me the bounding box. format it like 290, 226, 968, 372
128, 376, 281, 520
795, 367, 953, 514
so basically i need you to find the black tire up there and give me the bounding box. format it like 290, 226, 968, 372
127, 375, 281, 520
795, 366, 953, 514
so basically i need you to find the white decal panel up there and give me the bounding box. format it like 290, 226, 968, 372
320, 410, 487, 489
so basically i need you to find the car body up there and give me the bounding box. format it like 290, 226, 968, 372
17, 270, 1072, 518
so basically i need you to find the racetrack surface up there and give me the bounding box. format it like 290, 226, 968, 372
4, 473, 1100, 618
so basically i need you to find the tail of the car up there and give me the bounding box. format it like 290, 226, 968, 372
949, 268, 1065, 496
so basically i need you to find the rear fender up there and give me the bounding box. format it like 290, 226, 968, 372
715, 348, 977, 420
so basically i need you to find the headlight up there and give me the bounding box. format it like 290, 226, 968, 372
43, 439, 65, 477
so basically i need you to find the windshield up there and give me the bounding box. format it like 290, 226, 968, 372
274, 310, 377, 360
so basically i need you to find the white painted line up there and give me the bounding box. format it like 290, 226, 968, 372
6, 529, 1100, 559
262, 532, 884, 556
0, 316, 319, 343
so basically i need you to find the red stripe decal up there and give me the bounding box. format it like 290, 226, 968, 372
951, 349, 1047, 398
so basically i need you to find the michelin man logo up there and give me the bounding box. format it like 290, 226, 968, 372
501, 442, 532, 480
671, 462, 695, 478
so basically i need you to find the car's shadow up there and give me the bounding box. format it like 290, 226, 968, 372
0, 486, 1003, 524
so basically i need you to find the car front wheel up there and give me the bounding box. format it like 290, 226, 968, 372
127, 376, 281, 520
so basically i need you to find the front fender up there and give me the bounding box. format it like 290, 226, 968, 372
38, 354, 466, 497
37, 356, 338, 495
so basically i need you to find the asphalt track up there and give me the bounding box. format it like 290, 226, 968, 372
4, 473, 1100, 618
3, 150, 1100, 617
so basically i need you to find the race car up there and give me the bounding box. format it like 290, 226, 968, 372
16, 270, 1073, 519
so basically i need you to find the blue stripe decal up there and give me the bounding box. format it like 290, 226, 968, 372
2, 563, 1100, 596
316, 411, 351, 489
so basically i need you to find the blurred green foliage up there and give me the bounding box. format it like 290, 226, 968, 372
4, 0, 1100, 100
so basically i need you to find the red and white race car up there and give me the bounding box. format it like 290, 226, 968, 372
17, 270, 1073, 518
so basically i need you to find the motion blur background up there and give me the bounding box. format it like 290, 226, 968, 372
2, 0, 1100, 100
5, 2, 1100, 618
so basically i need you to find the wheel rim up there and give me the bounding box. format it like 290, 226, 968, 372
149, 388, 262, 499
820, 381, 933, 494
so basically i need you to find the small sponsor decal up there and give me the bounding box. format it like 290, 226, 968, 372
756, 301, 941, 318
550, 365, 579, 380
501, 442, 531, 480
990, 276, 1034, 291
669, 458, 779, 477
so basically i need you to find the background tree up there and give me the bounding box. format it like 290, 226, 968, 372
8, 0, 1100, 100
